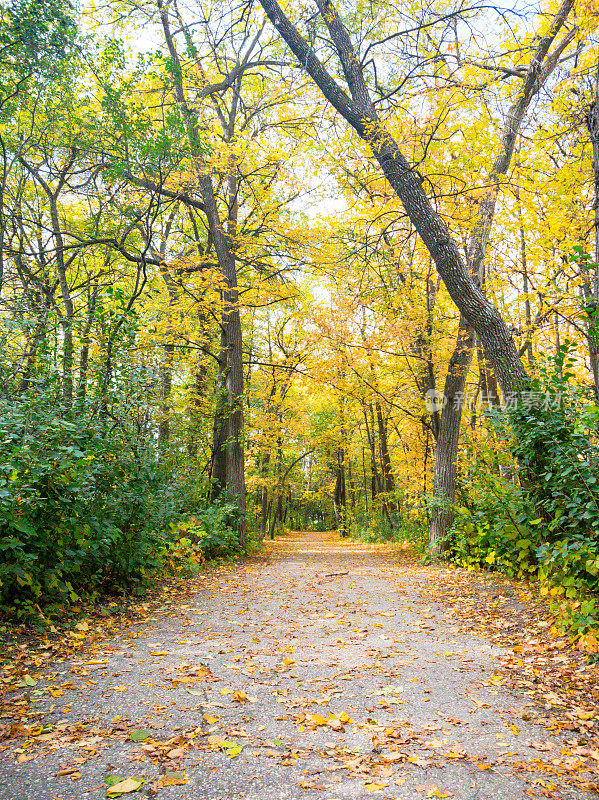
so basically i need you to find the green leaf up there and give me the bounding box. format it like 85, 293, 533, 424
130, 730, 152, 742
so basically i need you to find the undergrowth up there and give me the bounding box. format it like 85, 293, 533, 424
0, 388, 244, 622
450, 343, 599, 643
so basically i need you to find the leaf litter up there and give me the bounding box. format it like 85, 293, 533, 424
0, 530, 598, 797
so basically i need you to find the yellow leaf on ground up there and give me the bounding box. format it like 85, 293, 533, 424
575, 709, 596, 720
306, 714, 329, 726
207, 735, 228, 748
365, 782, 388, 791
156, 772, 188, 787
446, 746, 466, 759
106, 777, 143, 796
577, 634, 599, 654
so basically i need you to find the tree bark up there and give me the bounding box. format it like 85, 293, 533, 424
584, 64, 599, 401
362, 402, 379, 499
77, 282, 99, 408
425, 0, 576, 552
158, 0, 247, 547
257, 4, 575, 548
429, 320, 475, 552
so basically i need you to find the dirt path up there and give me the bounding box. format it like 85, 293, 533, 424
1, 531, 597, 799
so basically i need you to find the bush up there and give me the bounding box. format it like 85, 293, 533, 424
449, 343, 599, 634
0, 389, 179, 615
449, 477, 538, 578
168, 503, 242, 565
507, 343, 599, 604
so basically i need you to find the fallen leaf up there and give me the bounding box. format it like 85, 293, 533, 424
130, 730, 152, 743
306, 713, 329, 727
106, 776, 143, 797
156, 771, 188, 787
381, 752, 405, 763
445, 746, 466, 759
529, 741, 554, 752
577, 633, 599, 654
408, 755, 431, 767
575, 709, 596, 721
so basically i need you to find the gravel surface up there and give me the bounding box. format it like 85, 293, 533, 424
0, 530, 595, 799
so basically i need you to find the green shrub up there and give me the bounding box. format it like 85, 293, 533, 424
0, 389, 177, 615
178, 503, 242, 560
163, 503, 242, 572
507, 343, 599, 603
449, 478, 538, 578
450, 342, 599, 635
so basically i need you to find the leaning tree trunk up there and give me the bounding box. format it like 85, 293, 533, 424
258, 0, 576, 553
426, 0, 576, 552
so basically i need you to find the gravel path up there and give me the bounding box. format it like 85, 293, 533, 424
0, 530, 595, 799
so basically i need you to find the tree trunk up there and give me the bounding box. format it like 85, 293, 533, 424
159, 0, 246, 547
362, 403, 379, 499
376, 401, 396, 505
584, 68, 599, 401
425, 3, 575, 551
187, 357, 208, 458
333, 446, 347, 536
77, 283, 99, 408
429, 320, 475, 554
258, 0, 575, 552
211, 340, 228, 499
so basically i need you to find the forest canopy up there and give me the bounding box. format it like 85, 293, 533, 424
1, 0, 599, 636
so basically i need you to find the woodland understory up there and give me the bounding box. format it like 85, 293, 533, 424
2, 0, 599, 648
